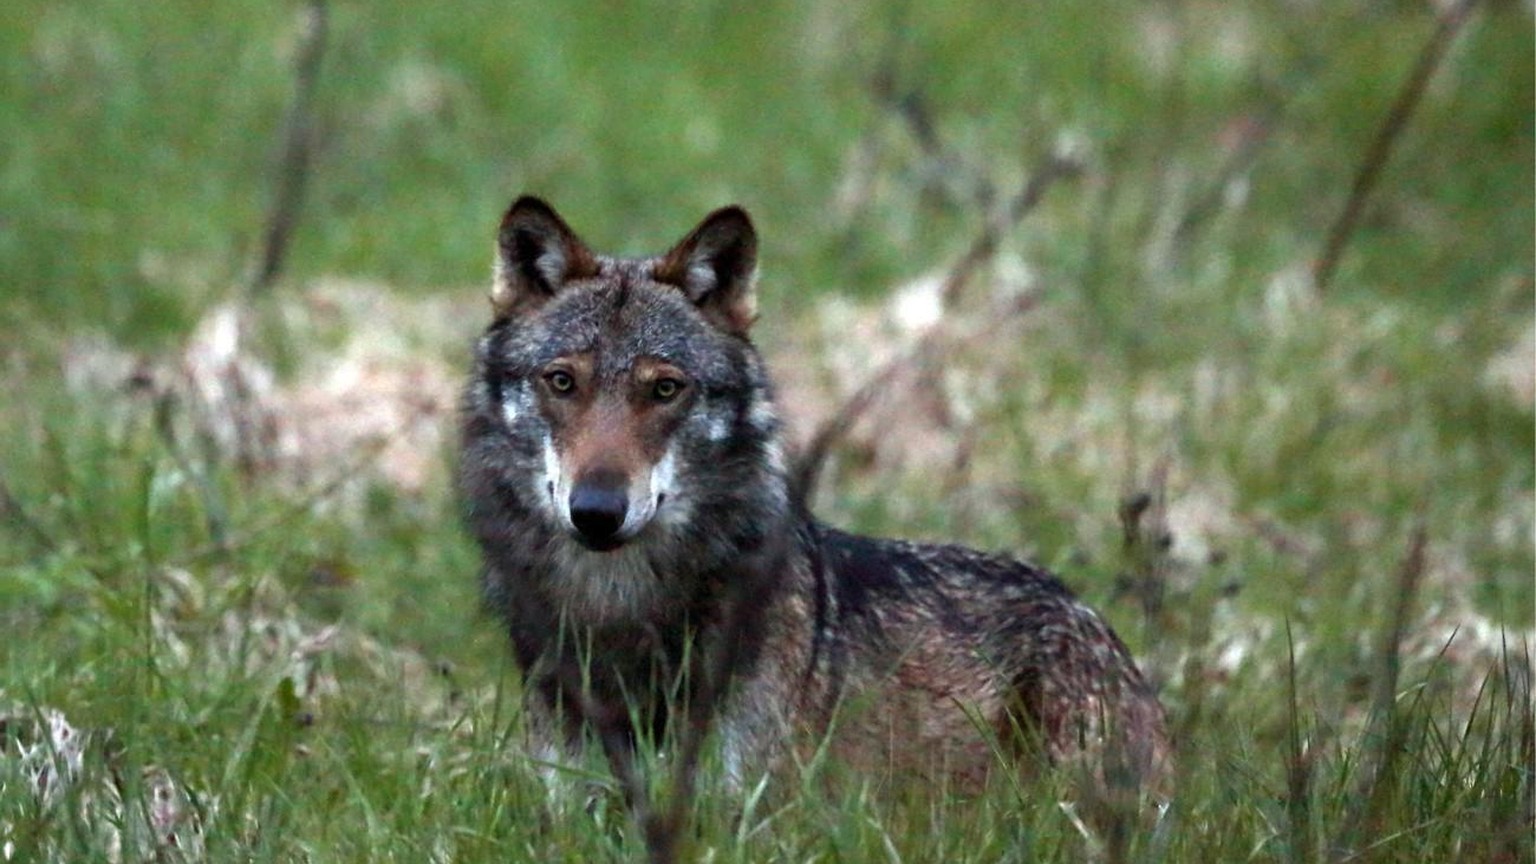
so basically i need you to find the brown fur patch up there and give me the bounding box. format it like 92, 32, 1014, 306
544, 354, 690, 488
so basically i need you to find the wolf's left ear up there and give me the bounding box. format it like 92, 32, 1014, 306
491, 196, 599, 319
655, 206, 759, 336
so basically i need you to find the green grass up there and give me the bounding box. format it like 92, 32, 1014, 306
2, 0, 1532, 861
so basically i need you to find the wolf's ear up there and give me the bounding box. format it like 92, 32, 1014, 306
655, 206, 759, 336
491, 196, 599, 319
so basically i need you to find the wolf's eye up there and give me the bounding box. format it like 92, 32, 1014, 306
652, 378, 684, 402
545, 370, 576, 395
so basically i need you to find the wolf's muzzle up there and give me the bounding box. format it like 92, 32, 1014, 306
569, 480, 629, 552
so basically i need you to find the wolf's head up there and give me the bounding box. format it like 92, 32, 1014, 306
461, 197, 788, 616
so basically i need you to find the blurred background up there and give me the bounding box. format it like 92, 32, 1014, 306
5, 1, 1530, 338
0, 1, 1531, 859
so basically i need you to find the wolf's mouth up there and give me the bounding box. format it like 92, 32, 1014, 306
573, 534, 627, 553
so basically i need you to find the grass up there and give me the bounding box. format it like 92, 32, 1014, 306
1, 0, 1532, 861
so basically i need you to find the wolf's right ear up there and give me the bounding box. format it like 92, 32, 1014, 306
491, 197, 599, 319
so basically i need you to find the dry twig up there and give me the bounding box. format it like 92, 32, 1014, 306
791, 151, 1081, 502
1173, 106, 1280, 245
0, 472, 58, 556
1313, 0, 1483, 293
1328, 518, 1429, 861
1284, 620, 1316, 864
247, 0, 329, 296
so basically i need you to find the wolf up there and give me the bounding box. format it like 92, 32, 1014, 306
459, 196, 1169, 802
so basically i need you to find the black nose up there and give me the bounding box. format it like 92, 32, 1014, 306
569, 484, 628, 550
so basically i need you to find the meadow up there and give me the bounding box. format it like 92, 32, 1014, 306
1, 1, 1531, 860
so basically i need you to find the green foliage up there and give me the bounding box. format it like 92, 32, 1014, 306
1, 0, 1531, 861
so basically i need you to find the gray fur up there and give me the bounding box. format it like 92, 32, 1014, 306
460, 197, 1170, 800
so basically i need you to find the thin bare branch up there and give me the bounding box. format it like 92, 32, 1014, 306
0, 472, 58, 556
791, 289, 1040, 506
1313, 0, 1483, 293
941, 151, 1082, 306
791, 151, 1080, 502
1117, 458, 1173, 654
1284, 619, 1316, 864
1328, 516, 1429, 862
871, 77, 997, 211
247, 0, 329, 296
1173, 105, 1280, 245
1370, 519, 1429, 734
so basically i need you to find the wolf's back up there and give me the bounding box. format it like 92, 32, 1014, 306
783, 522, 1170, 789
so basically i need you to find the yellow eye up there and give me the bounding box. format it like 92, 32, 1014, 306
545, 370, 575, 395
652, 378, 683, 402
